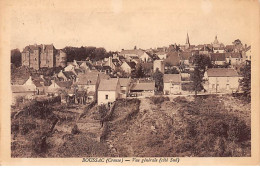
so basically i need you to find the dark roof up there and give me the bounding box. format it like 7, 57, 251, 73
55, 81, 73, 88
63, 71, 76, 79
206, 68, 239, 77
245, 45, 251, 52
180, 52, 192, 60
98, 78, 119, 91
231, 53, 242, 59
130, 82, 155, 91
74, 68, 84, 74
163, 74, 181, 83
22, 44, 55, 53
164, 51, 180, 66
76, 72, 99, 85
210, 53, 226, 61
126, 61, 136, 68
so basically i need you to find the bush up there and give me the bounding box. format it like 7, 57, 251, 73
149, 96, 170, 104
173, 96, 188, 104
71, 124, 80, 135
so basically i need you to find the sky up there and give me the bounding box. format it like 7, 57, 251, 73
8, 0, 256, 51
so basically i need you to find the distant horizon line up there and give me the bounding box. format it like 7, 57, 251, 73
12, 39, 249, 52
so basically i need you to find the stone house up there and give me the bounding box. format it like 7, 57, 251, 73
203, 68, 241, 93
163, 74, 182, 95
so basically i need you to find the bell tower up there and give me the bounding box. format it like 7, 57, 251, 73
185, 33, 190, 49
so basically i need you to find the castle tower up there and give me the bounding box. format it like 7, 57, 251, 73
185, 33, 190, 49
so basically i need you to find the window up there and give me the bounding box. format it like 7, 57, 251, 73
226, 84, 230, 89
105, 95, 108, 99
212, 84, 215, 89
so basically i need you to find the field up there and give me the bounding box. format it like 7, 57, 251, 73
11, 94, 251, 157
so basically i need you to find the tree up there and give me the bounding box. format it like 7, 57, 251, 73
190, 55, 210, 95
98, 104, 108, 127
153, 68, 164, 91
239, 61, 251, 101
165, 67, 179, 74
232, 39, 242, 46
135, 63, 145, 78
11, 49, 21, 67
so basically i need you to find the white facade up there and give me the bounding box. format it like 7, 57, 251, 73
120, 62, 132, 73
97, 79, 120, 105
98, 90, 119, 105
204, 73, 241, 93
153, 60, 165, 73
140, 52, 150, 62
164, 82, 181, 95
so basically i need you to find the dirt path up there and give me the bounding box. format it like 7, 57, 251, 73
139, 98, 153, 113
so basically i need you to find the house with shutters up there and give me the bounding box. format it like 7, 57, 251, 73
163, 74, 182, 95
203, 68, 241, 93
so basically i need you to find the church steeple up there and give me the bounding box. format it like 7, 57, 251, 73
185, 33, 190, 49
213, 35, 219, 44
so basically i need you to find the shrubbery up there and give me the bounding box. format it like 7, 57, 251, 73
149, 96, 170, 104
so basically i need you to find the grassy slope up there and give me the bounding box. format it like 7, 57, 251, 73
105, 95, 251, 157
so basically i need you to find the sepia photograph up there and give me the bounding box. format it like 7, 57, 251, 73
1, 0, 260, 166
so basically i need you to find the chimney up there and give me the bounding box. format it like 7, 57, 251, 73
109, 56, 112, 67
51, 80, 55, 86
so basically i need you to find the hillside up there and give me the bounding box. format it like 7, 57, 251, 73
11, 95, 250, 157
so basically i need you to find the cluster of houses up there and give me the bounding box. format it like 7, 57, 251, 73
11, 34, 250, 106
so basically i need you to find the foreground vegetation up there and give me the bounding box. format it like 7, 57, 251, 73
11, 94, 250, 157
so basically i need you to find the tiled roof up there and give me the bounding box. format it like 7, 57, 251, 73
98, 78, 119, 91
76, 72, 99, 85
119, 78, 130, 87
180, 52, 192, 60
56, 81, 73, 88
130, 82, 155, 91
11, 85, 36, 93
63, 71, 76, 79
126, 61, 136, 68
120, 49, 145, 57
164, 51, 180, 66
206, 68, 239, 77
163, 74, 181, 83
231, 53, 242, 59
210, 53, 226, 61
22, 44, 55, 53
